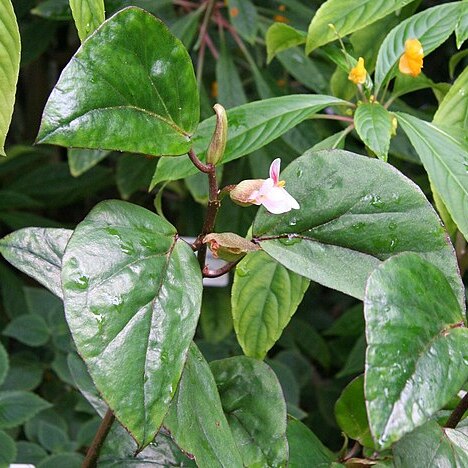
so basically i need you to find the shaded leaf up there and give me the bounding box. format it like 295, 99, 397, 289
67, 148, 110, 177
227, 0, 258, 44
0, 430, 16, 466
3, 314, 50, 347
0, 391, 51, 429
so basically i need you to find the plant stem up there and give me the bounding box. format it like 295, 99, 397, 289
83, 409, 115, 468
445, 392, 468, 429
309, 114, 354, 123
188, 148, 211, 173
203, 259, 240, 277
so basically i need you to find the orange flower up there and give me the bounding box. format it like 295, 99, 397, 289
399, 38, 423, 77
348, 57, 367, 85
274, 15, 288, 23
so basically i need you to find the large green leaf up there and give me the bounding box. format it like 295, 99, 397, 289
69, 0, 105, 41
354, 103, 393, 161
37, 7, 199, 157
266, 23, 306, 63
365, 253, 468, 449
164, 344, 243, 467
152, 95, 348, 186
0, 228, 72, 299
210, 356, 288, 467
61, 200, 202, 447
232, 251, 309, 359
306, 0, 417, 54
374, 2, 462, 94
393, 421, 468, 467
253, 150, 463, 304
0, 391, 51, 428
0, 0, 21, 156
396, 112, 468, 239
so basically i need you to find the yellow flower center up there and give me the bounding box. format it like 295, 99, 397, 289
277, 180, 286, 187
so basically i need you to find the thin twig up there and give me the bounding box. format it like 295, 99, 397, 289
309, 114, 354, 123
83, 409, 115, 468
203, 259, 241, 277
445, 392, 468, 429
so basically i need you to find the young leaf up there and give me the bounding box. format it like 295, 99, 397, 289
69, 0, 105, 42
0, 0, 21, 156
354, 103, 393, 161
164, 344, 243, 467
374, 2, 462, 94
306, 0, 418, 54
253, 149, 463, 304
37, 7, 199, 157
396, 112, 468, 240
151, 95, 348, 186
266, 23, 306, 63
0, 391, 51, 428
61, 200, 202, 448
67, 148, 110, 177
393, 421, 468, 467
365, 253, 468, 449
210, 356, 288, 467
0, 228, 72, 299
227, 0, 258, 44
232, 251, 309, 359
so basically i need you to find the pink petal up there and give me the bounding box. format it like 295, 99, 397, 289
261, 187, 300, 214
269, 158, 281, 184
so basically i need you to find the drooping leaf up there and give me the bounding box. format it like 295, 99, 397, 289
0, 391, 51, 429
0, 0, 21, 156
61, 200, 202, 448
306, 0, 418, 54
152, 95, 349, 186
227, 0, 258, 44
354, 103, 393, 161
374, 2, 462, 94
396, 112, 468, 239
67, 148, 110, 177
335, 375, 374, 448
0, 228, 72, 299
253, 149, 463, 304
266, 23, 306, 63
164, 344, 243, 467
365, 253, 468, 449
37, 7, 199, 157
69, 0, 105, 41
232, 251, 309, 359
210, 356, 288, 467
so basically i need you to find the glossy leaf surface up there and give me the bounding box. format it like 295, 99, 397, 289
69, 0, 105, 41
164, 344, 243, 467
0, 228, 72, 299
232, 251, 309, 359
374, 3, 462, 93
152, 95, 348, 185
253, 150, 463, 303
61, 200, 202, 447
0, 0, 21, 156
393, 421, 468, 467
37, 7, 199, 157
210, 356, 288, 467
306, 0, 417, 54
354, 103, 393, 161
365, 253, 468, 449
396, 112, 468, 239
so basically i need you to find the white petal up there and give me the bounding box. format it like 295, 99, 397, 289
261, 187, 300, 214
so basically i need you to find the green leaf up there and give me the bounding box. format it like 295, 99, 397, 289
374, 2, 462, 94
311, 130, 347, 151
0, 228, 72, 299
433, 66, 468, 130
67, 148, 110, 177
37, 453, 84, 468
227, 0, 258, 44
232, 250, 309, 359
170, 7, 204, 49
306, 0, 418, 54
1, 353, 43, 391
364, 253, 468, 449
455, 1, 468, 48
61, 200, 202, 448
3, 314, 50, 347
335, 375, 374, 448
115, 153, 157, 200
31, 0, 71, 21
0, 0, 20, 156
354, 103, 393, 161
15, 441, 48, 465
266, 23, 306, 63
38, 421, 73, 453
253, 149, 463, 303
152, 95, 349, 186
164, 344, 243, 467
0, 343, 8, 388
0, 391, 51, 429
0, 430, 16, 466
200, 288, 233, 344
210, 356, 288, 467
70, 0, 105, 41
37, 7, 199, 157
286, 418, 335, 467
393, 421, 468, 467
396, 112, 468, 240
391, 73, 449, 101
336, 333, 365, 378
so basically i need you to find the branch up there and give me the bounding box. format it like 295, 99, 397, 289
445, 392, 468, 429
203, 259, 240, 277
83, 409, 115, 468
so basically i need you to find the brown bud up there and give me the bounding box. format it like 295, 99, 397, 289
206, 104, 228, 166
203, 233, 260, 262
229, 179, 264, 206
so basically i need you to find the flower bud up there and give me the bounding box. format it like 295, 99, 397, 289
229, 179, 264, 207
206, 104, 228, 166
204, 233, 260, 262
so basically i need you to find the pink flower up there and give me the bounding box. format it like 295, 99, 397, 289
248, 158, 300, 214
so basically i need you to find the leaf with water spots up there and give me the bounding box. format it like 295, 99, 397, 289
61, 200, 202, 448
